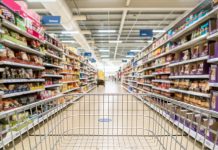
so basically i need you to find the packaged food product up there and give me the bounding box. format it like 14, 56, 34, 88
210, 65, 218, 82
192, 46, 199, 59
199, 43, 209, 57
182, 50, 190, 61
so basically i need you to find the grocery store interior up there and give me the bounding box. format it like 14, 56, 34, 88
1, 0, 218, 150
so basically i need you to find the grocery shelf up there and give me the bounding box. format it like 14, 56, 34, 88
207, 57, 218, 63
62, 80, 79, 84
137, 74, 154, 78
169, 56, 209, 67
151, 62, 170, 69
62, 87, 80, 94
2, 89, 44, 98
152, 80, 172, 84
138, 51, 171, 67
59, 72, 75, 75
80, 78, 88, 80
0, 61, 45, 70
63, 53, 78, 60
152, 72, 171, 75
169, 34, 207, 54
0, 94, 71, 148
80, 72, 89, 75
2, 19, 42, 42
43, 63, 63, 69
207, 31, 218, 40
43, 74, 63, 78
127, 80, 137, 83
137, 82, 152, 87
152, 86, 172, 93
45, 52, 63, 60
0, 39, 45, 56
86, 86, 97, 93
138, 66, 154, 72
142, 95, 217, 150
170, 6, 218, 41
169, 88, 210, 98
45, 84, 62, 89
45, 41, 63, 52
0, 79, 45, 83
209, 83, 218, 87
169, 75, 209, 79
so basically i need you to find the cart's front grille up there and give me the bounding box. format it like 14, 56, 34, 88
1, 93, 218, 150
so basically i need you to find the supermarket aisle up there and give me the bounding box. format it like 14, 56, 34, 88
11, 81, 201, 150
94, 81, 125, 93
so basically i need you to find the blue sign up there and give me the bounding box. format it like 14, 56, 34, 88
41, 16, 61, 25
127, 52, 136, 56
89, 58, 96, 63
140, 29, 153, 37
84, 52, 92, 57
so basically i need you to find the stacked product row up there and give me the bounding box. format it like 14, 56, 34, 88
122, 0, 218, 149
80, 59, 97, 93
0, 0, 97, 145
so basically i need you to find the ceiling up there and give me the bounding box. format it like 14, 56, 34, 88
23, 0, 201, 63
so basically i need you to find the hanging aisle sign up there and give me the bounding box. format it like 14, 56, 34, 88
127, 52, 136, 56
41, 16, 61, 25
84, 52, 92, 57
89, 58, 96, 63
140, 29, 153, 37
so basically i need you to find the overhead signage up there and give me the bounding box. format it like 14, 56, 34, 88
84, 52, 92, 57
127, 52, 136, 56
140, 29, 153, 37
89, 58, 96, 63
41, 16, 61, 25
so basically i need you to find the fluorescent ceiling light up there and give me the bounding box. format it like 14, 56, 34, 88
153, 30, 166, 33
99, 49, 110, 52
98, 30, 116, 33
126, 55, 134, 58
61, 40, 76, 43
61, 31, 79, 35
101, 55, 110, 58
27, 0, 55, 1
109, 40, 122, 43
147, 40, 153, 43
130, 50, 141, 52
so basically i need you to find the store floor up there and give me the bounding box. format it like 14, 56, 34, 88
11, 81, 201, 150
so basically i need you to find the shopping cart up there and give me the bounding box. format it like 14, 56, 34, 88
1, 93, 218, 150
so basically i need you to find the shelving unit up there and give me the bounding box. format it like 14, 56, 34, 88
79, 58, 97, 93
61, 47, 80, 94
121, 1, 217, 149
0, 3, 98, 147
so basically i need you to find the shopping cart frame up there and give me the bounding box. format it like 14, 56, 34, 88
0, 93, 218, 150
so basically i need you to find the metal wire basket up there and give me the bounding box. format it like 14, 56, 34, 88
1, 93, 218, 150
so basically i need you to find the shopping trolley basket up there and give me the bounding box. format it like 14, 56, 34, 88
1, 93, 218, 150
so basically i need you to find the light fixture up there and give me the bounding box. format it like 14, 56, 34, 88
153, 30, 166, 33
81, 30, 91, 35
99, 49, 110, 52
101, 55, 110, 58
126, 55, 134, 58
109, 40, 123, 43
147, 40, 153, 43
98, 30, 116, 33
27, 0, 56, 2
61, 31, 79, 35
72, 15, 87, 21
130, 50, 141, 52
61, 40, 76, 43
